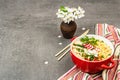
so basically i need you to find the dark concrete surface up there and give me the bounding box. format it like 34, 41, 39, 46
0, 0, 120, 80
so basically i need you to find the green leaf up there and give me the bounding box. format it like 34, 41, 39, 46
60, 6, 68, 12
60, 6, 65, 9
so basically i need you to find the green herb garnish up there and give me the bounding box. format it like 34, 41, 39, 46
76, 48, 84, 52
108, 54, 111, 56
101, 55, 104, 58
80, 36, 98, 46
84, 54, 95, 61
89, 55, 95, 61
85, 54, 89, 59
76, 48, 81, 52
73, 43, 84, 48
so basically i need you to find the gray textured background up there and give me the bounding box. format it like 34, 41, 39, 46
0, 0, 120, 80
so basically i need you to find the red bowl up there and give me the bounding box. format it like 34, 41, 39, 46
70, 34, 115, 73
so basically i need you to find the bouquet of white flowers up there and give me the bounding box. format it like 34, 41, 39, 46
56, 6, 85, 23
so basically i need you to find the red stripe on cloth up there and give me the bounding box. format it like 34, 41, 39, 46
81, 72, 85, 80
108, 25, 120, 44
73, 72, 94, 80
73, 72, 85, 80
98, 24, 103, 36
116, 60, 120, 80
105, 34, 114, 41
92, 73, 102, 80
94, 76, 103, 80
73, 71, 82, 80
93, 75, 102, 80
88, 76, 94, 80
105, 60, 119, 80
58, 66, 80, 80
117, 72, 120, 80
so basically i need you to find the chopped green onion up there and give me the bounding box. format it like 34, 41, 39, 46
89, 55, 95, 61
76, 48, 84, 52
73, 43, 84, 48
80, 36, 98, 46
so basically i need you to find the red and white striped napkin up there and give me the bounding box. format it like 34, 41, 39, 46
58, 23, 120, 80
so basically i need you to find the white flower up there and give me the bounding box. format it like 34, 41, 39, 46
56, 6, 85, 23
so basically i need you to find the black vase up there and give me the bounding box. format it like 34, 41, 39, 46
60, 21, 77, 39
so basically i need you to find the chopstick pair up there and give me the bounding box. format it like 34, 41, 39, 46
55, 29, 90, 61
55, 47, 70, 61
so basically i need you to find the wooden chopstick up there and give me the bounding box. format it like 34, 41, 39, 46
57, 48, 70, 61
55, 44, 70, 57
55, 29, 90, 61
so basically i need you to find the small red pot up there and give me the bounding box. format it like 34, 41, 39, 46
70, 34, 115, 73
